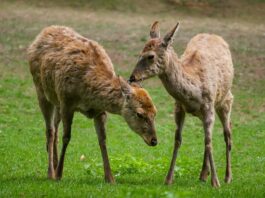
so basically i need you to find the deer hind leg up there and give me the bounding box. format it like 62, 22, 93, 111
94, 112, 115, 183
165, 104, 185, 185
199, 148, 210, 182
217, 92, 233, 183
200, 120, 211, 182
202, 105, 220, 187
37, 90, 56, 179
55, 104, 74, 180
53, 107, 61, 170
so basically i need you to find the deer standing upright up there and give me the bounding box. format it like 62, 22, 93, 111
129, 22, 234, 187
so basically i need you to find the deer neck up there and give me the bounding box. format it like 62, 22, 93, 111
159, 49, 201, 105
97, 76, 125, 115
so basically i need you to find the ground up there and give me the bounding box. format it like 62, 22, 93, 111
0, 0, 265, 197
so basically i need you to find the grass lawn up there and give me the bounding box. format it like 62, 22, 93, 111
0, 0, 265, 197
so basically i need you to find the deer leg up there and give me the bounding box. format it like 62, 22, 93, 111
55, 106, 74, 180
199, 149, 210, 182
37, 92, 55, 179
94, 112, 115, 183
53, 107, 61, 170
217, 96, 233, 183
202, 105, 220, 187
165, 104, 185, 185
224, 122, 232, 183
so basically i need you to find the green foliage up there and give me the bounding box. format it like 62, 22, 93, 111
83, 154, 185, 178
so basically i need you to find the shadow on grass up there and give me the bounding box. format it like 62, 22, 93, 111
0, 175, 104, 186
0, 173, 207, 188
115, 174, 207, 188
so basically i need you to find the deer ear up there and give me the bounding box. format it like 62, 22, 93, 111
162, 22, 180, 48
150, 21, 160, 38
119, 76, 133, 98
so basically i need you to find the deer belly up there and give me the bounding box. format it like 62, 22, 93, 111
182, 100, 201, 116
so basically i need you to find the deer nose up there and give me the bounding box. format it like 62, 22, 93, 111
150, 138, 157, 146
129, 75, 136, 83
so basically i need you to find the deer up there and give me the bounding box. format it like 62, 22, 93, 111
27, 25, 157, 183
129, 21, 234, 187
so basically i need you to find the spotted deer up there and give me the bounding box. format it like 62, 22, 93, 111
129, 22, 234, 187
27, 26, 157, 183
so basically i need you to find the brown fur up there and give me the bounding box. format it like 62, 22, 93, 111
130, 22, 234, 187
142, 39, 162, 52
27, 26, 157, 183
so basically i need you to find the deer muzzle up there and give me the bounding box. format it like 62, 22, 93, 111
129, 74, 136, 83
150, 138, 157, 146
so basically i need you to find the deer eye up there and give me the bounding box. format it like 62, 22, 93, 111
136, 112, 144, 119
147, 55, 154, 60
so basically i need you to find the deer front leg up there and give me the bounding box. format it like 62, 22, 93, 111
224, 122, 232, 183
55, 107, 74, 180
165, 104, 185, 185
202, 105, 220, 187
217, 96, 233, 184
37, 91, 56, 179
94, 112, 115, 183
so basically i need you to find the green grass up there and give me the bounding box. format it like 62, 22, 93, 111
1, 1, 265, 197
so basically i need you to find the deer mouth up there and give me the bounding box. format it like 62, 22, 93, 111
128, 75, 146, 83
128, 75, 137, 83
142, 136, 157, 147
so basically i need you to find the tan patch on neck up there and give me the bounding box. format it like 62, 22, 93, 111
133, 87, 156, 114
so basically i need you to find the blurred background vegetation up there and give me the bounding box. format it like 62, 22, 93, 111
5, 0, 265, 21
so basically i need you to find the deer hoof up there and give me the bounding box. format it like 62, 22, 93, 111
105, 176, 115, 184
47, 169, 55, 180
55, 172, 62, 180
47, 174, 55, 180
224, 176, 232, 184
199, 170, 209, 182
211, 178, 221, 188
164, 176, 174, 185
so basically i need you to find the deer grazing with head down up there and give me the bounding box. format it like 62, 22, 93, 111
27, 26, 157, 183
129, 21, 234, 187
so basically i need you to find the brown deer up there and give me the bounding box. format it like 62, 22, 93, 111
27, 26, 157, 183
129, 21, 234, 187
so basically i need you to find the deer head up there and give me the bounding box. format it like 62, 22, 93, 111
119, 78, 157, 146
129, 21, 180, 82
